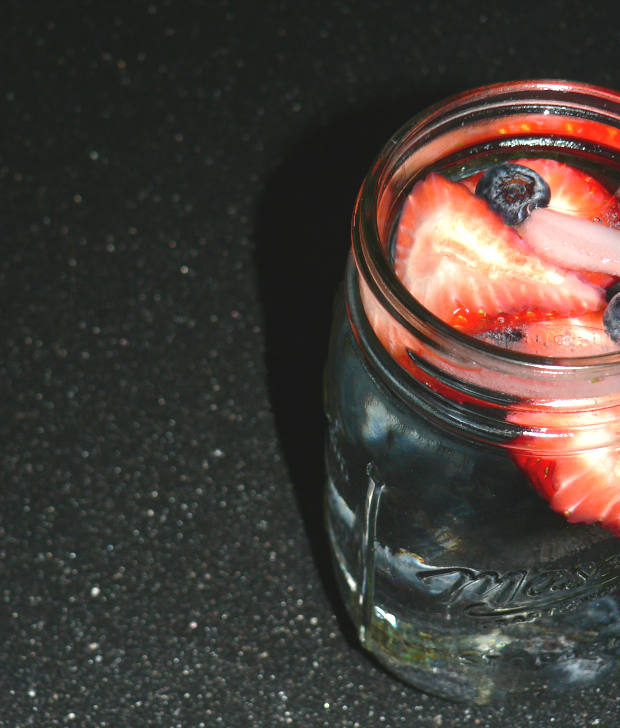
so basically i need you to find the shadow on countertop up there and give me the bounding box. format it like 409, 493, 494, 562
253, 86, 460, 642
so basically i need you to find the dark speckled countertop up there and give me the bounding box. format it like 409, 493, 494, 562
2, 1, 620, 726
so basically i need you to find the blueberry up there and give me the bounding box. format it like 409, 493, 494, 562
604, 292, 620, 343
606, 280, 620, 303
475, 163, 551, 226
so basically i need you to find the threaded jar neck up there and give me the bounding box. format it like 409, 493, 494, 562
350, 80, 620, 449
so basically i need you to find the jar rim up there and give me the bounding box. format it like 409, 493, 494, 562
353, 79, 620, 380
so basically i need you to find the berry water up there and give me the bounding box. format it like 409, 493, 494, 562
324, 87, 620, 704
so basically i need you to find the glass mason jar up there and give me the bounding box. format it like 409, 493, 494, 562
324, 81, 620, 704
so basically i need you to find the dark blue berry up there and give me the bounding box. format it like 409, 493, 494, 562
603, 292, 620, 343
475, 163, 551, 226
606, 280, 620, 303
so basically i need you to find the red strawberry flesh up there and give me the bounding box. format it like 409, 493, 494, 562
510, 158, 619, 220
394, 173, 604, 334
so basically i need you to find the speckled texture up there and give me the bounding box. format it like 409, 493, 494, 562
2, 1, 620, 725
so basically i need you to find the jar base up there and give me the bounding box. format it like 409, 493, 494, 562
326, 466, 620, 705
356, 603, 617, 705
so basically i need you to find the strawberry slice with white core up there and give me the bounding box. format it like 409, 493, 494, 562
519, 208, 620, 276
394, 173, 604, 334
510, 158, 619, 220
546, 449, 620, 532
509, 408, 620, 535
462, 158, 620, 223
551, 454, 620, 527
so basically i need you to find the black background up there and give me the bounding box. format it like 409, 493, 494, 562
3, 1, 620, 726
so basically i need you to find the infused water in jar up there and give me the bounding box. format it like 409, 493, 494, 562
324, 80, 620, 703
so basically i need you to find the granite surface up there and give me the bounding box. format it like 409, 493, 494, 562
3, 1, 620, 725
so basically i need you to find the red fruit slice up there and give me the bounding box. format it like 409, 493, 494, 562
508, 159, 620, 278
509, 408, 620, 535
479, 114, 620, 153
461, 158, 620, 222
521, 450, 620, 535
578, 271, 616, 289
399, 111, 620, 183
511, 158, 619, 220
394, 173, 604, 334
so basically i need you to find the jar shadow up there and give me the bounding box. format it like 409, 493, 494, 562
253, 87, 459, 646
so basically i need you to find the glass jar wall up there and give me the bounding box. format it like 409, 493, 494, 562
324, 81, 620, 704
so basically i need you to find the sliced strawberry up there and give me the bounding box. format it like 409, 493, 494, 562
507, 159, 620, 278
432, 113, 620, 169
510, 158, 619, 220
522, 450, 620, 534
481, 114, 620, 152
462, 158, 620, 222
578, 271, 616, 289
509, 408, 620, 535
394, 173, 604, 335
460, 159, 620, 295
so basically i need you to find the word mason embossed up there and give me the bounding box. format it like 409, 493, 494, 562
417, 554, 620, 618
